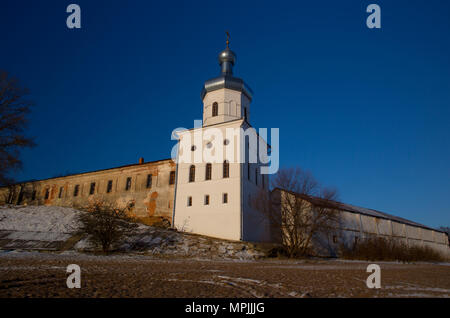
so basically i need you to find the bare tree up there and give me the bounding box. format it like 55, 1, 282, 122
254, 167, 341, 257
77, 200, 139, 253
0, 70, 35, 186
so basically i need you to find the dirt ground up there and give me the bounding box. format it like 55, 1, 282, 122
0, 251, 449, 298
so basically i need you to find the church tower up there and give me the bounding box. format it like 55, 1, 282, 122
201, 36, 253, 127
173, 35, 271, 242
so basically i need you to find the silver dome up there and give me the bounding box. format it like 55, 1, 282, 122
201, 41, 253, 101
218, 48, 236, 65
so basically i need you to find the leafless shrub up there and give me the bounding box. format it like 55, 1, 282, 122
76, 200, 139, 253
254, 167, 342, 258
340, 237, 445, 262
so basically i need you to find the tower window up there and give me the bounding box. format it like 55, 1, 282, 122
244, 107, 247, 120
262, 174, 265, 189
169, 171, 176, 185
212, 102, 218, 117
204, 194, 210, 205
58, 187, 63, 199
89, 182, 96, 195
247, 163, 250, 181
44, 188, 50, 200
187, 196, 192, 207
255, 168, 258, 185
189, 165, 195, 182
205, 163, 212, 180
107, 180, 113, 193
73, 185, 79, 197
223, 193, 228, 204
32, 190, 36, 201
223, 160, 229, 178
146, 174, 152, 188
333, 236, 338, 244
125, 177, 132, 191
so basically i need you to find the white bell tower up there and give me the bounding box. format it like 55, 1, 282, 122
173, 35, 271, 243
201, 35, 253, 127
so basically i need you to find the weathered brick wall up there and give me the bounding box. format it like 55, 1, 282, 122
0, 159, 176, 225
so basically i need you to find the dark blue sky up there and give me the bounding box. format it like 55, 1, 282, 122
1, 0, 449, 228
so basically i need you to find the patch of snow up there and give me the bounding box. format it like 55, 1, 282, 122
217, 275, 262, 284
0, 205, 263, 260
0, 205, 81, 233
5, 231, 71, 242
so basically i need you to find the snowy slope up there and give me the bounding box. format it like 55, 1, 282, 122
0, 205, 81, 233
0, 205, 265, 259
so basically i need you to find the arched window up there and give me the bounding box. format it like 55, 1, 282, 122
107, 180, 113, 193
223, 160, 229, 178
189, 165, 195, 182
169, 171, 176, 185
212, 102, 218, 117
125, 177, 132, 191
205, 163, 212, 180
73, 185, 79, 197
89, 182, 96, 195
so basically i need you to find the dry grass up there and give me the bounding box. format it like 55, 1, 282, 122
340, 237, 445, 263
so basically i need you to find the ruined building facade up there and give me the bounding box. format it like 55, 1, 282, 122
0, 159, 176, 226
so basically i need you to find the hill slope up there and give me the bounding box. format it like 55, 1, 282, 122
0, 205, 265, 260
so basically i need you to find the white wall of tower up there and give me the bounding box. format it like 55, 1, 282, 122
173, 120, 244, 241
202, 88, 251, 127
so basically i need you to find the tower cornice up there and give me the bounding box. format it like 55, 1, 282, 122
201, 75, 253, 101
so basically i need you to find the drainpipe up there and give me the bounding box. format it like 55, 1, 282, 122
240, 162, 244, 241
171, 141, 180, 229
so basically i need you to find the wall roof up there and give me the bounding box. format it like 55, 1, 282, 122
4, 158, 174, 186
273, 187, 446, 234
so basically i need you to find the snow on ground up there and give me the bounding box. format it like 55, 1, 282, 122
0, 205, 81, 233
0, 205, 265, 260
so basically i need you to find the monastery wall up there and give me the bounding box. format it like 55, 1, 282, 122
276, 189, 450, 258
0, 159, 176, 226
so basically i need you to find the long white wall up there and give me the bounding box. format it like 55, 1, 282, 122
337, 210, 450, 258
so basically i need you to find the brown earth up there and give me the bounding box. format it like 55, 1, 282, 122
0, 251, 449, 298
